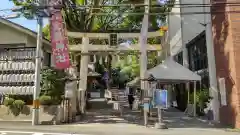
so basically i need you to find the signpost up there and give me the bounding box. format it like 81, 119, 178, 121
154, 89, 168, 129
143, 100, 149, 126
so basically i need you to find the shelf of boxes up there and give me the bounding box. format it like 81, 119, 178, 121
0, 48, 37, 95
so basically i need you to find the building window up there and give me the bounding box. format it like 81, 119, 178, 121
187, 32, 208, 71
174, 52, 183, 65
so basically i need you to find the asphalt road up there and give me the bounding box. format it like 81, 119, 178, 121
0, 130, 86, 135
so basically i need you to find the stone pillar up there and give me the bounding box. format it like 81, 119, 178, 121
79, 35, 89, 114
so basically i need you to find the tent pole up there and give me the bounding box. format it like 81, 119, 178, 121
193, 81, 197, 117
187, 83, 190, 105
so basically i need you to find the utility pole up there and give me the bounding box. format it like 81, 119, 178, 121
10, 4, 44, 125
32, 16, 43, 126
204, 0, 219, 122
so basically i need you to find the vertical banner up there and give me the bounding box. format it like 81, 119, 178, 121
49, 0, 71, 69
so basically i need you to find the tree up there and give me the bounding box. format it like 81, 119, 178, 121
11, 0, 173, 86
11, 0, 175, 34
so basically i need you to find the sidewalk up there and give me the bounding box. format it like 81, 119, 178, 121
0, 121, 238, 135
0, 103, 237, 135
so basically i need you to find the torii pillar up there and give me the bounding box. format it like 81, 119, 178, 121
78, 35, 89, 114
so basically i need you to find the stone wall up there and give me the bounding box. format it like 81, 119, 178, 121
0, 105, 64, 124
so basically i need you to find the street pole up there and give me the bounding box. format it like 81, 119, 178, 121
204, 0, 219, 122
32, 16, 43, 125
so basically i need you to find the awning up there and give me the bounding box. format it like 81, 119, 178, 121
147, 57, 201, 82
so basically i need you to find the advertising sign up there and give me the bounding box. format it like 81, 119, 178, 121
154, 89, 168, 109
49, 0, 71, 69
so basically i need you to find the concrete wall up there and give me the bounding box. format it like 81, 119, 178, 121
0, 23, 27, 45
0, 22, 50, 51
180, 0, 205, 46
168, 0, 205, 56
168, 0, 182, 56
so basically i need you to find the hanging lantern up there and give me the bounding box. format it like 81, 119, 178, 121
160, 26, 168, 31
105, 55, 108, 63
99, 56, 103, 64
159, 26, 168, 36
93, 55, 96, 63
159, 29, 164, 36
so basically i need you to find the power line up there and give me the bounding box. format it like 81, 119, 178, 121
1, 2, 240, 12
1, 2, 240, 17
0, 8, 13, 12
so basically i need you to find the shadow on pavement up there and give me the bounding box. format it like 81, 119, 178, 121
73, 99, 223, 129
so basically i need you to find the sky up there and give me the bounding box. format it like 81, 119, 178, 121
1, 0, 48, 31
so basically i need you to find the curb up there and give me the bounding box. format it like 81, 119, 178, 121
0, 120, 32, 124
0, 115, 82, 125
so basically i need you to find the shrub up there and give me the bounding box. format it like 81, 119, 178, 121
39, 95, 52, 105
12, 100, 25, 110
10, 100, 25, 116
189, 89, 212, 115
40, 67, 66, 104
3, 98, 14, 107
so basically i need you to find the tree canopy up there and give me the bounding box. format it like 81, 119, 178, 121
11, 0, 174, 85
11, 0, 174, 33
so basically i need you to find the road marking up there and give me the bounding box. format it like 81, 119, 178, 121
0, 131, 88, 135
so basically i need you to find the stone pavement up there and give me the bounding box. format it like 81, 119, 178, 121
0, 100, 238, 135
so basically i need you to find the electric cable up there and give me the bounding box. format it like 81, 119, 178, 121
1, 2, 240, 12
1, 2, 240, 18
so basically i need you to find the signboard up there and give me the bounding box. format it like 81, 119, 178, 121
154, 89, 168, 109
219, 78, 227, 106
49, 0, 71, 69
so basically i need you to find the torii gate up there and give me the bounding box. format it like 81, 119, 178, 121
67, 30, 168, 113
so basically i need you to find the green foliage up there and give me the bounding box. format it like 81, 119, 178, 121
10, 0, 36, 19
4, 99, 25, 116
12, 100, 25, 110
189, 89, 212, 115
113, 52, 162, 84
11, 0, 175, 34
42, 24, 50, 40
39, 95, 53, 105
40, 67, 67, 105
4, 97, 26, 116
3, 98, 14, 107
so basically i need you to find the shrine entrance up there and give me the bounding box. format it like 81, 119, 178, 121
67, 31, 164, 124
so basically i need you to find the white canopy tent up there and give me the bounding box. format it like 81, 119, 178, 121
146, 57, 201, 117
147, 57, 201, 82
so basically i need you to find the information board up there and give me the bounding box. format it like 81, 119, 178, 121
154, 89, 168, 109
